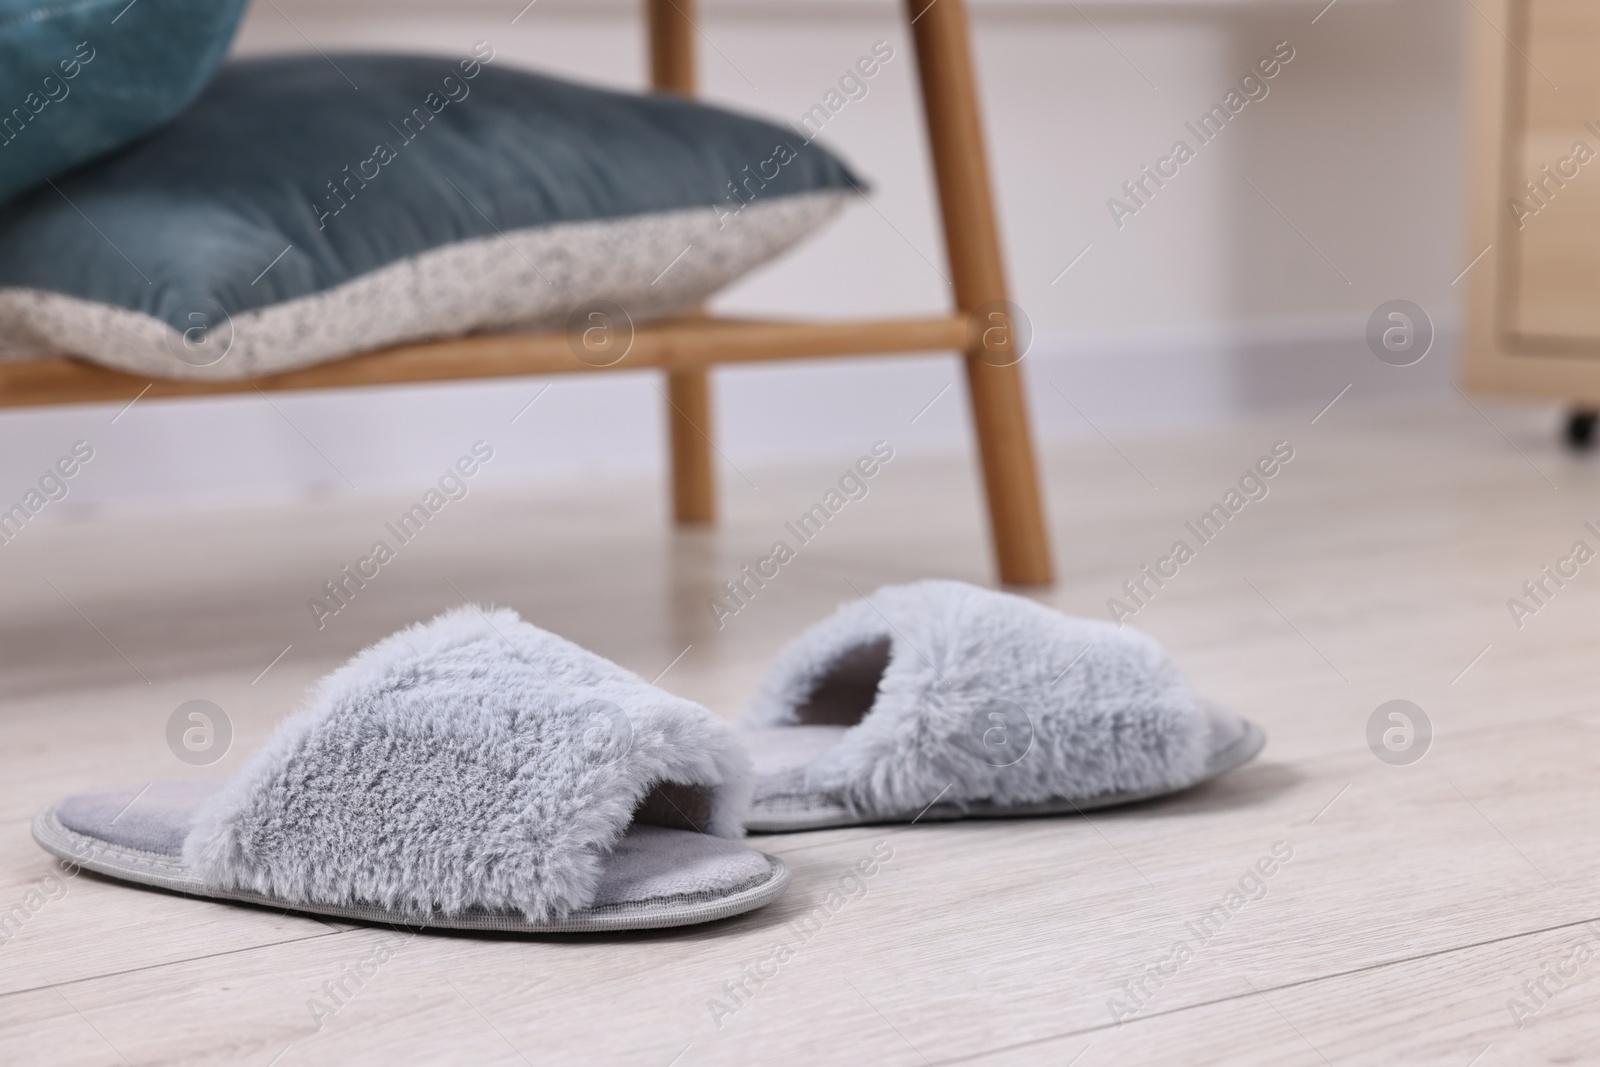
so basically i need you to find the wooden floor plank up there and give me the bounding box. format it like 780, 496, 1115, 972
953, 916, 1600, 1066
3, 400, 1599, 1064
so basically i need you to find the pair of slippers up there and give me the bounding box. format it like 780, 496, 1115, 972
33, 580, 1264, 933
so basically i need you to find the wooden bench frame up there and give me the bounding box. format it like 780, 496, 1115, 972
0, 0, 1054, 586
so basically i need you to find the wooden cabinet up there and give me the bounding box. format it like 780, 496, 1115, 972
1465, 0, 1600, 401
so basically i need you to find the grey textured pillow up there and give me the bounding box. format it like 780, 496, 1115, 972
0, 49, 861, 380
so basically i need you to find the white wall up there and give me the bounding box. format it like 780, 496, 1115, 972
0, 0, 1464, 514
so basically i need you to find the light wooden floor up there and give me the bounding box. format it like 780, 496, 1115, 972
4, 394, 1600, 1066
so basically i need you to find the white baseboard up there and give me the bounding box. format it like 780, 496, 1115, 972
1025, 310, 1457, 441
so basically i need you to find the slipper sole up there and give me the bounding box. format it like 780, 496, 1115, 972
33, 809, 790, 933
745, 718, 1267, 833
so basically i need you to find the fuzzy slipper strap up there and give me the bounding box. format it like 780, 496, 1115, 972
744, 580, 1213, 817
184, 606, 751, 922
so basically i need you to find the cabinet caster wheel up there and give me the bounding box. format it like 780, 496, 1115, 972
1566, 410, 1598, 450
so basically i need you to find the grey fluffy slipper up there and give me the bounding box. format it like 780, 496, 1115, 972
741, 580, 1265, 832
33, 607, 788, 932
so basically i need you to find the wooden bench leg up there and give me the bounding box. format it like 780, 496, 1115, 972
667, 367, 715, 524
965, 357, 1053, 585
908, 0, 1053, 585
647, 2, 714, 524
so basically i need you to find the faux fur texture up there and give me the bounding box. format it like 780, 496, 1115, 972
743, 580, 1212, 816
184, 606, 751, 921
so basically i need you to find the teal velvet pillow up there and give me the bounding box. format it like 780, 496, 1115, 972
0, 52, 861, 380
0, 0, 249, 204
